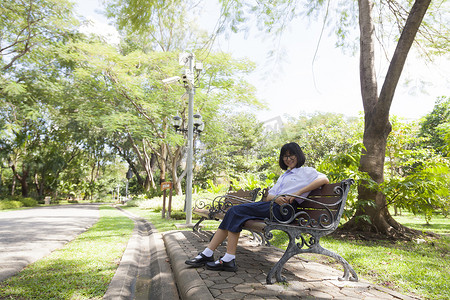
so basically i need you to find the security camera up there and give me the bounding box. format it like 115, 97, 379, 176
162, 76, 181, 84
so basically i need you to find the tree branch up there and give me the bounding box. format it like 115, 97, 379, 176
377, 0, 432, 120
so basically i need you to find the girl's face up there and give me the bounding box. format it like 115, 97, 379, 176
283, 152, 297, 169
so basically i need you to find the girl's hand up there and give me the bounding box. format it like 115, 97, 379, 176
275, 195, 294, 205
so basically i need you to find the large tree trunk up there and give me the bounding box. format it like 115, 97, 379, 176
344, 0, 431, 236
128, 135, 156, 191
11, 164, 30, 197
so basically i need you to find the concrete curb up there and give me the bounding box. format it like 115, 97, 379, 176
105, 207, 179, 300
163, 231, 214, 300
135, 221, 179, 300
103, 211, 140, 299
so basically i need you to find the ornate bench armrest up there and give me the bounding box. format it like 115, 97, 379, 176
267, 194, 342, 229
193, 197, 215, 211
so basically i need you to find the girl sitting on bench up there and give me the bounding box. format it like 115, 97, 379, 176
185, 142, 329, 272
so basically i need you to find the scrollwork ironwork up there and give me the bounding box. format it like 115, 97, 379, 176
193, 198, 212, 210
268, 192, 342, 230
264, 179, 358, 284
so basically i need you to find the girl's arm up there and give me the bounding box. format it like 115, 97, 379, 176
278, 176, 329, 205
293, 176, 329, 197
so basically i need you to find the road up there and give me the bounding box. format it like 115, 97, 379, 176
0, 204, 100, 282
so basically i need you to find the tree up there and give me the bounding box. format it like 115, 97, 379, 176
0, 0, 77, 72
213, 0, 448, 237
381, 117, 449, 220
195, 111, 266, 186
348, 0, 433, 236
57, 36, 262, 195
104, 0, 204, 52
419, 97, 450, 156
272, 113, 362, 168
0, 0, 81, 198
102, 0, 268, 196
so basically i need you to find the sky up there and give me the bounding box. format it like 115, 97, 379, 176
74, 0, 449, 124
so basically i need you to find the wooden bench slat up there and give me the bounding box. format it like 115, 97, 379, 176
298, 197, 341, 208
308, 182, 340, 196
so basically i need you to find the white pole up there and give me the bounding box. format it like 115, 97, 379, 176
185, 53, 195, 225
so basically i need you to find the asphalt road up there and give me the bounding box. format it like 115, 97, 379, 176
0, 204, 100, 282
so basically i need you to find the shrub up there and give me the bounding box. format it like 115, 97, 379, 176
125, 199, 139, 207
19, 197, 38, 207
170, 211, 186, 220
0, 200, 24, 210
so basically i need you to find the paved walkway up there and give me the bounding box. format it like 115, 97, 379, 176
163, 230, 419, 300
0, 204, 100, 282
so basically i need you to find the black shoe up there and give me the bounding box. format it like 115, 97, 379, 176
185, 253, 214, 267
206, 257, 238, 272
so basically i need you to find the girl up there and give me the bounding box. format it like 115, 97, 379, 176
185, 142, 329, 271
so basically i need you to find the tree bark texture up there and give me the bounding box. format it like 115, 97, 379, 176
128, 134, 156, 191
348, 0, 431, 236
11, 164, 30, 197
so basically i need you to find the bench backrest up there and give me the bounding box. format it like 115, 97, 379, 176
225, 187, 269, 203
294, 179, 353, 230
225, 188, 261, 204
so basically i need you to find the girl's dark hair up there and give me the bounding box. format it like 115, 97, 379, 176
279, 142, 306, 170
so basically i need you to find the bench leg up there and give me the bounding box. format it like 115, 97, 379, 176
248, 230, 270, 246
193, 216, 206, 232
266, 230, 299, 284
314, 244, 358, 282
265, 227, 358, 284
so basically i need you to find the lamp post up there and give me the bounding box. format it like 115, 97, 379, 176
173, 113, 204, 134
163, 52, 203, 226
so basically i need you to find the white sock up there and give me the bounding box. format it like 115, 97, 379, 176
196, 247, 214, 259
220, 253, 236, 263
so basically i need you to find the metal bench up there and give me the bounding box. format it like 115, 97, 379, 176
192, 179, 358, 284
192, 188, 266, 232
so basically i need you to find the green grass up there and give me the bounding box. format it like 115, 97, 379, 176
124, 207, 220, 232
0, 206, 134, 300
320, 235, 449, 300
391, 211, 450, 235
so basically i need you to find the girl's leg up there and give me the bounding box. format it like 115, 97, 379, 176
186, 229, 228, 266
206, 230, 240, 271
207, 228, 229, 250
226, 231, 240, 255
207, 229, 240, 254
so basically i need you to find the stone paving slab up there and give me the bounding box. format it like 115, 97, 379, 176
163, 230, 419, 300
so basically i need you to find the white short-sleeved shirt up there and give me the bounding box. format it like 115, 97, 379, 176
268, 167, 327, 201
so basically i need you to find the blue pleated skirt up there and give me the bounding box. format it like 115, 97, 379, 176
218, 201, 291, 233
